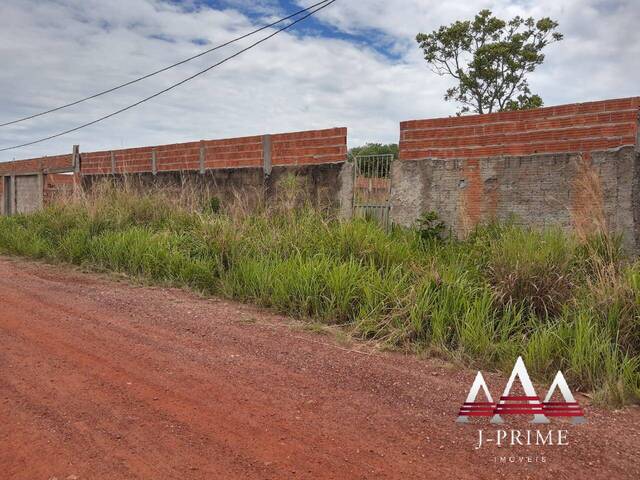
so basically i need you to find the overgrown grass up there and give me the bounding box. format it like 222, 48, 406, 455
1, 181, 638, 406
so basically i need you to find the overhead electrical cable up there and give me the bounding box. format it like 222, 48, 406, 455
0, 0, 332, 128
0, 0, 336, 152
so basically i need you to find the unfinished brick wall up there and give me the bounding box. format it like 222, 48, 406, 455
80, 128, 347, 175
1, 128, 349, 215
44, 173, 76, 204
271, 128, 347, 166
0, 154, 74, 176
78, 127, 349, 210
0, 154, 76, 215
400, 97, 640, 160
393, 97, 640, 248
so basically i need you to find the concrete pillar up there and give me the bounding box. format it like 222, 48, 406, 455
262, 134, 272, 176
72, 144, 80, 174
337, 162, 354, 220
152, 149, 157, 175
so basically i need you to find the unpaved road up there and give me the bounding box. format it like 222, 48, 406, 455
0, 257, 638, 480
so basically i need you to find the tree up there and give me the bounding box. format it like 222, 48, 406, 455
348, 143, 398, 161
348, 143, 398, 178
416, 9, 563, 114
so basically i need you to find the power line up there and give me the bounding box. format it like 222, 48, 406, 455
0, 0, 332, 128
0, 0, 336, 153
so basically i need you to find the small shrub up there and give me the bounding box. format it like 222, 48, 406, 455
204, 196, 221, 215
415, 211, 446, 242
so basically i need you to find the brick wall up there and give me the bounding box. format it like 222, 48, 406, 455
1, 127, 347, 215
394, 97, 640, 249
0, 127, 347, 178
0, 155, 75, 214
80, 127, 347, 175
400, 97, 640, 160
0, 154, 73, 175
44, 173, 76, 204
271, 128, 347, 166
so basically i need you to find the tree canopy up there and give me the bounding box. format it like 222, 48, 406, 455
416, 9, 563, 114
348, 143, 398, 161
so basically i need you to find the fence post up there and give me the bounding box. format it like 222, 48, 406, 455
72, 144, 80, 174
262, 134, 272, 176
10, 175, 16, 215
199, 142, 206, 174
152, 148, 157, 175
111, 151, 116, 174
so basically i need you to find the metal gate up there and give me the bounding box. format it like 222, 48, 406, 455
352, 154, 392, 228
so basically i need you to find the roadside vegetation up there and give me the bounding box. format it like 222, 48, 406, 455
0, 178, 638, 406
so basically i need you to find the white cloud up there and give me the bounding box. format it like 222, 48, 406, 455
0, 0, 638, 162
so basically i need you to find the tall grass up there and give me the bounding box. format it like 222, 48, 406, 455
0, 178, 638, 406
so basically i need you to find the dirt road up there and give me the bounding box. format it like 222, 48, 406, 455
0, 257, 638, 479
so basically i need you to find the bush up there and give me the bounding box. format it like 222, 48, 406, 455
484, 225, 577, 318
415, 211, 446, 243
204, 196, 221, 215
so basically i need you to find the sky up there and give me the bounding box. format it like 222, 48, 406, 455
0, 0, 638, 162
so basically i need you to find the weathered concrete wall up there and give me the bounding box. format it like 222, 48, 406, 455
391, 147, 640, 248
1, 127, 349, 216
337, 162, 353, 219
82, 161, 351, 212
395, 96, 640, 249
15, 174, 42, 214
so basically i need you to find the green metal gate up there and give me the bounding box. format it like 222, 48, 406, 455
352, 154, 392, 228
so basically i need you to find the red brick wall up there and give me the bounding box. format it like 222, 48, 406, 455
0, 128, 346, 177
0, 154, 73, 175
44, 173, 76, 203
400, 97, 640, 161
271, 127, 347, 166
80, 128, 346, 175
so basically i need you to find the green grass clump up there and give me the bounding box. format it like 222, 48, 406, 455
0, 184, 638, 406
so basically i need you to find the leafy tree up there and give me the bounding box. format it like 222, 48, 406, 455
416, 9, 563, 114
348, 143, 398, 161
348, 143, 398, 177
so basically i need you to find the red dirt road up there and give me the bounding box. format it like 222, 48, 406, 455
0, 257, 639, 480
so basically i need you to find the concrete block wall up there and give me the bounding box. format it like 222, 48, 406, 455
394, 96, 640, 249
14, 175, 42, 214
80, 163, 348, 214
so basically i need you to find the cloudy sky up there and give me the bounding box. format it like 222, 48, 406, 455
0, 0, 638, 162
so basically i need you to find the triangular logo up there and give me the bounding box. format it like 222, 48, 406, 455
456, 371, 496, 423
490, 357, 549, 424
542, 371, 587, 424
